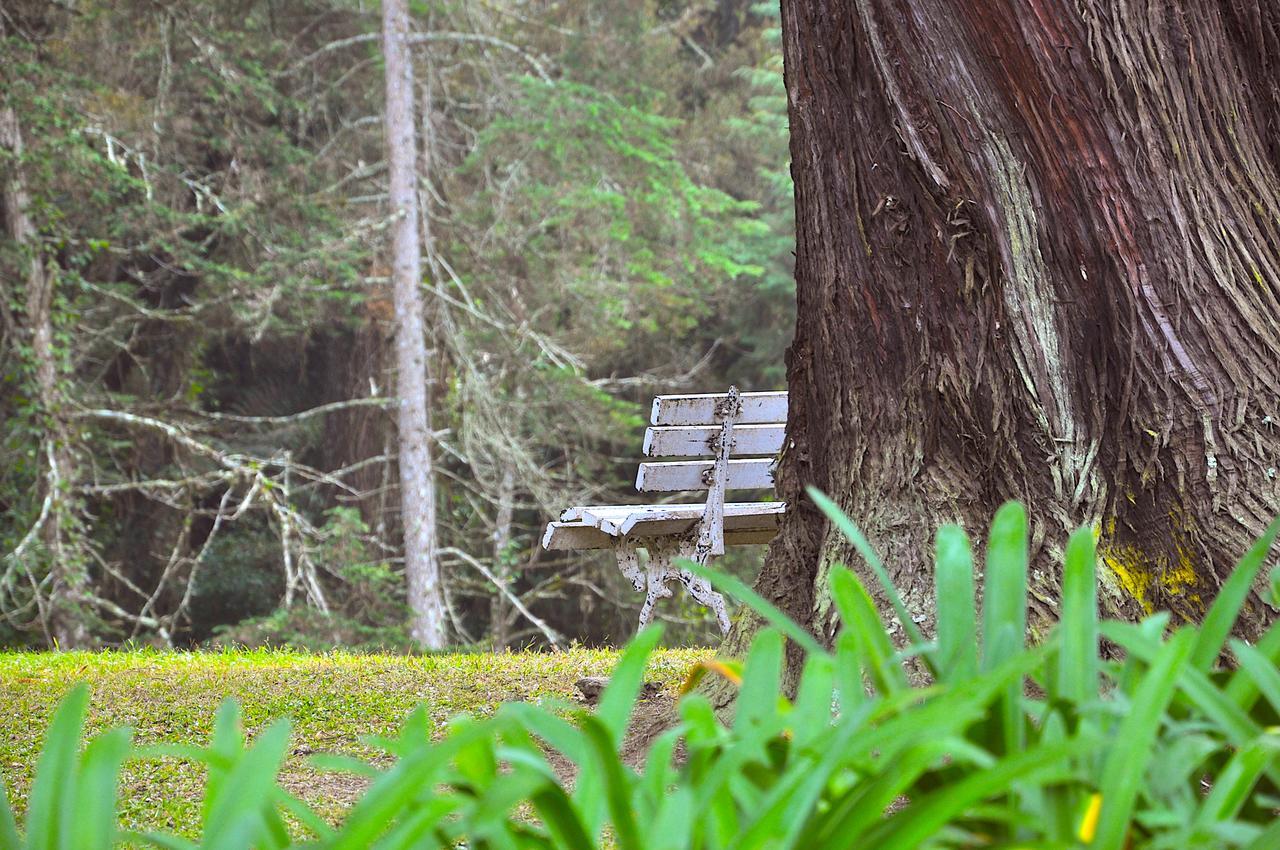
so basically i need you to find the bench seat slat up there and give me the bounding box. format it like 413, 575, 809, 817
636, 458, 775, 492
650, 391, 788, 426
542, 517, 778, 550
562, 503, 740, 521
642, 424, 785, 457
613, 502, 783, 536
576, 501, 784, 536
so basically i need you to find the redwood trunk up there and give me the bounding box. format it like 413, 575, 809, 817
761, 0, 1280, 660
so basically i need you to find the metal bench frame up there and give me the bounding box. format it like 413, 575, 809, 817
543, 387, 785, 634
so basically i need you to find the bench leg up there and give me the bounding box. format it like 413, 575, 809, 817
613, 542, 645, 592
678, 566, 731, 635
619, 536, 733, 636
645, 538, 732, 636
637, 548, 674, 631
616, 540, 669, 631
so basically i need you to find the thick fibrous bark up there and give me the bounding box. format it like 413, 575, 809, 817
764, 0, 1280, 654
383, 0, 447, 649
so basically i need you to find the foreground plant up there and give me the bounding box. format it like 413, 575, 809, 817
3, 497, 1279, 848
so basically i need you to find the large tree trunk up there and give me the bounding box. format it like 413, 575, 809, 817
383, 0, 447, 649
754, 0, 1280, 674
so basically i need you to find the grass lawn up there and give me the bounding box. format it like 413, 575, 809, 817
0, 647, 710, 836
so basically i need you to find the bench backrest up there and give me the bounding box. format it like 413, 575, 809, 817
636, 391, 787, 493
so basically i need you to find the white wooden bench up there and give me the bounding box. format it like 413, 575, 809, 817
542, 388, 787, 634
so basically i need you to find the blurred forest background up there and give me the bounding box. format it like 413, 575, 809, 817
0, 0, 794, 650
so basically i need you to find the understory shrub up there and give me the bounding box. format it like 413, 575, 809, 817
3, 493, 1280, 849
204, 508, 412, 652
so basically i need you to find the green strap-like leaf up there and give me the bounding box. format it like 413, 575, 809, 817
501, 703, 590, 765
865, 738, 1094, 850
833, 631, 868, 714
1191, 517, 1280, 672
26, 684, 90, 850
202, 719, 292, 850
735, 628, 785, 734
934, 524, 978, 682
755, 719, 869, 850
330, 723, 489, 850
1092, 628, 1196, 850
1057, 527, 1099, 705
273, 787, 334, 843
200, 699, 243, 826
1193, 733, 1280, 830
810, 739, 962, 849
74, 727, 133, 850
129, 832, 199, 850
649, 785, 695, 850
596, 624, 664, 747
579, 715, 642, 850
806, 487, 929, 657
641, 725, 684, 812
531, 786, 595, 850
790, 654, 835, 750
733, 761, 824, 850
363, 797, 460, 850
0, 768, 21, 850
981, 504, 1030, 761
1225, 621, 1280, 709
1104, 622, 1262, 746
984, 622, 1025, 757
982, 501, 1028, 673
830, 566, 908, 694
1230, 639, 1280, 713
679, 559, 824, 657
1243, 816, 1280, 850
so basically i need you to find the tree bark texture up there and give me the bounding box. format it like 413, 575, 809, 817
762, 0, 1280, 658
383, 0, 447, 650
490, 462, 517, 650
1, 105, 91, 648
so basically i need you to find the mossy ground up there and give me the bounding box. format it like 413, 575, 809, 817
0, 647, 709, 836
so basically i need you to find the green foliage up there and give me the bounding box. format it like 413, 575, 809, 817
462, 75, 763, 348
717, 1, 795, 387
5, 500, 1280, 847
187, 520, 287, 641
2, 2, 796, 648
207, 509, 413, 652
1, 14, 374, 643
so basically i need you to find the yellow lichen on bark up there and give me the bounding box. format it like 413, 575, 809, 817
1100, 544, 1156, 614
1097, 516, 1204, 615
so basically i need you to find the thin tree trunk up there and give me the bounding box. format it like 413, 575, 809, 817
741, 0, 1280, 688
382, 0, 446, 650
0, 105, 91, 648
490, 462, 517, 650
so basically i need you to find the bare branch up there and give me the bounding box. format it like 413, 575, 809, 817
194, 396, 394, 426
79, 472, 230, 496
1, 491, 52, 572
439, 546, 563, 649
287, 31, 553, 84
